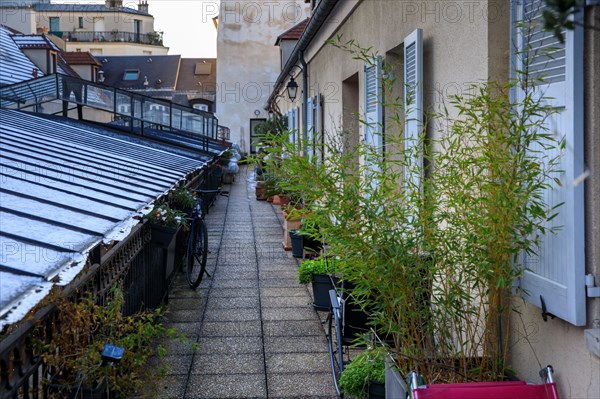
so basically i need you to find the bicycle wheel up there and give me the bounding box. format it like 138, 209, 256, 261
327, 293, 345, 397
186, 219, 208, 288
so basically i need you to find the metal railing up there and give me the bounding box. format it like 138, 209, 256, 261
52, 30, 163, 46
0, 73, 222, 152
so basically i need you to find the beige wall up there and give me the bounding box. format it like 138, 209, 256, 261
0, 6, 36, 33
65, 42, 168, 56
216, 0, 310, 153
0, 9, 155, 35
274, 1, 600, 397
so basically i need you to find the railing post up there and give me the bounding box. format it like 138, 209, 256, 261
141, 98, 144, 136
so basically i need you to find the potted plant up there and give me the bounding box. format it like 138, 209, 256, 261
42, 287, 173, 398
146, 203, 188, 248
169, 187, 197, 217
298, 257, 340, 310
339, 348, 386, 399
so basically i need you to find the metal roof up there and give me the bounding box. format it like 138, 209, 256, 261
0, 109, 213, 329
0, 25, 43, 86
32, 4, 151, 16
11, 34, 54, 49
11, 33, 79, 77
99, 55, 181, 90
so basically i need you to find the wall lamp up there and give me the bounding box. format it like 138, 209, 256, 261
286, 65, 303, 102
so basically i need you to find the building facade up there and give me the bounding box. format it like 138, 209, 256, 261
216, 0, 310, 153
268, 1, 599, 398
0, 0, 168, 56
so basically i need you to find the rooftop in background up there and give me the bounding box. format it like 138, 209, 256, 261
11, 32, 81, 77
0, 108, 223, 330
0, 25, 44, 85
63, 51, 101, 66
99, 55, 181, 90
275, 18, 310, 45
31, 2, 150, 16
176, 58, 217, 93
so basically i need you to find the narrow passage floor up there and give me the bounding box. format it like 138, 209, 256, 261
155, 169, 338, 399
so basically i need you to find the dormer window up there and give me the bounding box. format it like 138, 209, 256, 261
122, 69, 140, 81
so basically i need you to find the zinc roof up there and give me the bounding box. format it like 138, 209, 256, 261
0, 109, 212, 329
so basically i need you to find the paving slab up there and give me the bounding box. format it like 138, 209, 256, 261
267, 372, 337, 398
200, 320, 263, 337
186, 374, 267, 399
191, 353, 265, 375
154, 169, 337, 398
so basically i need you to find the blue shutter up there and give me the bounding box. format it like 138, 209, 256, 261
404, 28, 423, 189
307, 96, 314, 161
287, 109, 294, 145
514, 0, 586, 326
364, 56, 383, 181
294, 107, 300, 150
316, 92, 322, 163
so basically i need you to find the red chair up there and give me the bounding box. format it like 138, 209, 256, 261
409, 366, 559, 399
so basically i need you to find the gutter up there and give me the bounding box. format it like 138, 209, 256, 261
266, 0, 339, 110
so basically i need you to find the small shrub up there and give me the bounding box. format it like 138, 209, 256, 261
298, 257, 339, 284
339, 349, 386, 398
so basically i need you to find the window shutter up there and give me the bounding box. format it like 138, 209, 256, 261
294, 107, 300, 149
364, 56, 383, 179
306, 96, 314, 161
514, 0, 585, 326
404, 28, 423, 189
316, 92, 323, 163
287, 109, 294, 145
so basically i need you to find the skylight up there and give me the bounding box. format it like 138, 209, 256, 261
123, 69, 140, 81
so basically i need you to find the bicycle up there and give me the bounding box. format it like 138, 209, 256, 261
186, 188, 228, 289
326, 281, 371, 397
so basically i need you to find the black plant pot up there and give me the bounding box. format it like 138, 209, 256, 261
289, 230, 322, 258
289, 230, 304, 258
311, 274, 339, 311
368, 380, 385, 399
150, 223, 179, 249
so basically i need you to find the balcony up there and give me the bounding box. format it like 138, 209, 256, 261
52, 30, 163, 46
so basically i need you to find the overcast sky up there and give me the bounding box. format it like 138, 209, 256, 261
56, 0, 219, 57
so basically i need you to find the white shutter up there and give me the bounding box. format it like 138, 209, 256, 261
404, 28, 423, 189
307, 96, 314, 161
514, 0, 585, 326
364, 56, 383, 179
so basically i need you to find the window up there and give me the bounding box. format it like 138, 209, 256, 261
512, 0, 585, 326
193, 103, 209, 112
49, 17, 60, 33
78, 17, 84, 29
122, 69, 140, 81
250, 119, 266, 154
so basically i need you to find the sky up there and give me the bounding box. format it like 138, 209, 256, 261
56, 0, 219, 57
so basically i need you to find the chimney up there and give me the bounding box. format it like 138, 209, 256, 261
138, 1, 149, 13
105, 1, 123, 8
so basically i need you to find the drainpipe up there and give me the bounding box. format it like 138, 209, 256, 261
300, 51, 308, 154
